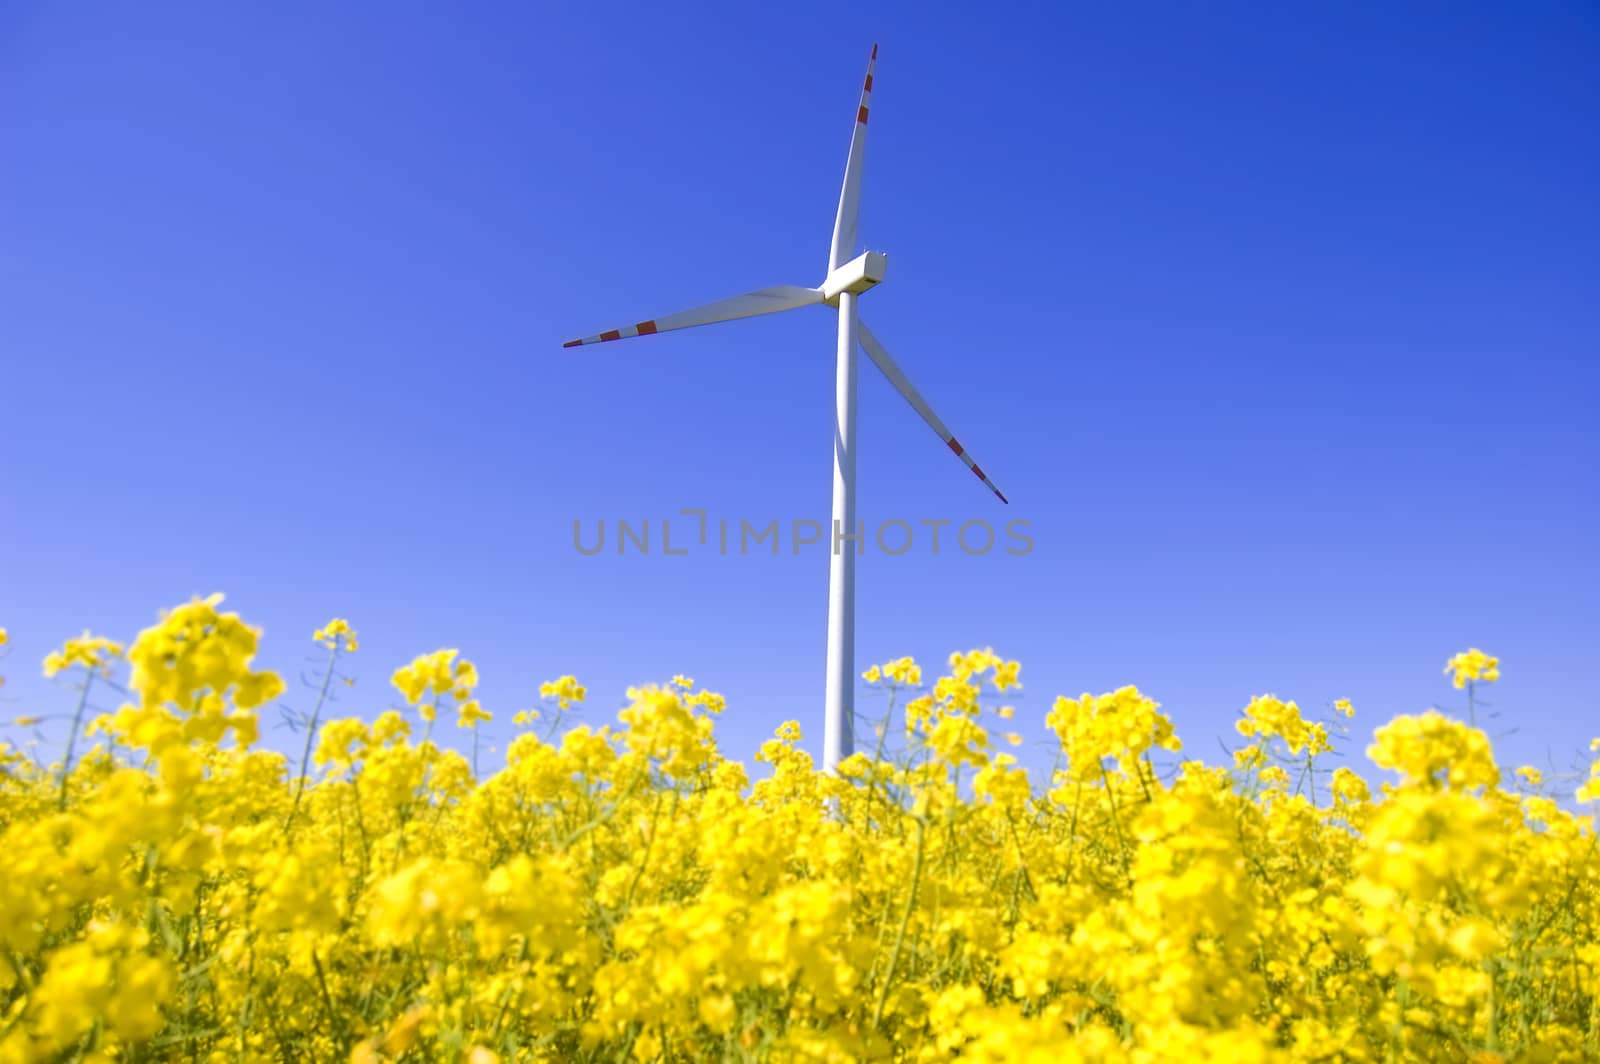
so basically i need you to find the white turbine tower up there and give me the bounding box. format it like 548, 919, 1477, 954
563, 45, 1008, 772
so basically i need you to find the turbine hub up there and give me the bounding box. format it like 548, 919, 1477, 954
822, 250, 887, 305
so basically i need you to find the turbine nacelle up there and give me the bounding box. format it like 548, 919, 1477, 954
821, 250, 887, 305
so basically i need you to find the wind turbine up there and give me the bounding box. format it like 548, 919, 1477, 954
562, 45, 1008, 772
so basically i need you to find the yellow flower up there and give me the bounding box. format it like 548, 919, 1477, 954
1236, 694, 1330, 756
376, 1005, 429, 1057
1334, 698, 1354, 717
862, 664, 882, 683
688, 689, 726, 714
1331, 765, 1371, 804
31, 922, 173, 1050
457, 699, 492, 729
1259, 764, 1291, 788
312, 617, 358, 652
671, 674, 694, 689
393, 648, 477, 721
1046, 684, 1181, 781
1368, 711, 1499, 791
1577, 741, 1600, 803
948, 649, 1002, 682
42, 631, 125, 678
126, 594, 283, 713
884, 656, 922, 686
371, 710, 410, 745
314, 717, 369, 767
1445, 647, 1500, 688
538, 674, 587, 709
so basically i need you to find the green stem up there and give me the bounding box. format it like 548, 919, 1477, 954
1101, 764, 1133, 889
58, 670, 95, 810
859, 688, 899, 830
310, 949, 350, 1047
873, 815, 927, 1031
1294, 751, 1316, 806
285, 640, 341, 835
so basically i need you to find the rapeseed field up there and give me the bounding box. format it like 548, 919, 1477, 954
1, 598, 1597, 1062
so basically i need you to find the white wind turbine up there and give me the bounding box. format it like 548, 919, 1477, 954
563, 45, 1008, 772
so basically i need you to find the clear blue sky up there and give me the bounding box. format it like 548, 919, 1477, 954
2, 3, 1596, 784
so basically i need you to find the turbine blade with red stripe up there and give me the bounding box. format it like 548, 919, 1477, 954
858, 320, 1008, 504
827, 43, 878, 272
562, 285, 823, 348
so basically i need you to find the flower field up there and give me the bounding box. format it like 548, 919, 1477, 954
2, 598, 1599, 1062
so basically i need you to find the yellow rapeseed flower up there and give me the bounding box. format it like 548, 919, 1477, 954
457, 699, 492, 729
883, 656, 921, 686
392, 648, 477, 721
126, 594, 283, 712
312, 617, 358, 652
42, 631, 125, 678
1368, 711, 1500, 791
1445, 647, 1499, 688
1236, 694, 1331, 756
538, 674, 587, 709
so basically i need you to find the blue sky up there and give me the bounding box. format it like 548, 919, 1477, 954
2, 3, 1596, 787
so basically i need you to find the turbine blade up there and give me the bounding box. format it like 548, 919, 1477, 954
827, 43, 877, 272
858, 320, 1009, 504
562, 285, 823, 347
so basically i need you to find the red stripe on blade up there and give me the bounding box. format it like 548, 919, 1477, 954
636, 320, 658, 335
863, 74, 873, 92
871, 43, 878, 59
599, 330, 621, 342
947, 439, 964, 457
563, 340, 582, 348
857, 105, 869, 124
